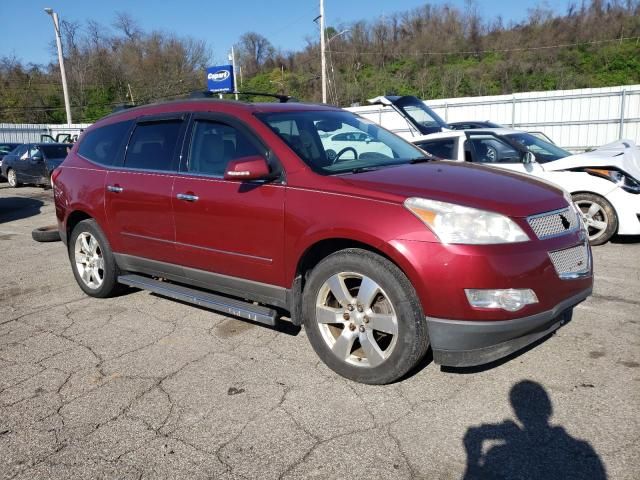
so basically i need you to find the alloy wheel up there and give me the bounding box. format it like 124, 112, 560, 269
7, 170, 17, 187
315, 272, 398, 368
74, 232, 105, 289
575, 200, 609, 242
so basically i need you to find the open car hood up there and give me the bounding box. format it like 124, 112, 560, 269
545, 139, 640, 180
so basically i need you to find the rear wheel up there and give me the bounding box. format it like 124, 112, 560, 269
69, 219, 124, 298
572, 193, 617, 246
7, 169, 20, 188
302, 248, 429, 384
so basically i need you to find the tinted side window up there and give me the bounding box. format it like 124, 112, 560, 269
418, 139, 455, 159
78, 120, 132, 165
125, 121, 182, 171
467, 134, 520, 164
188, 120, 260, 176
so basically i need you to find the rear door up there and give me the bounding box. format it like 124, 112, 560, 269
104, 114, 187, 264
172, 113, 286, 289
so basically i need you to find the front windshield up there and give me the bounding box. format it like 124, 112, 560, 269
506, 132, 571, 163
256, 110, 429, 175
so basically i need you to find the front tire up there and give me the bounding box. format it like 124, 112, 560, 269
68, 219, 124, 298
572, 193, 618, 246
302, 249, 429, 384
7, 169, 20, 188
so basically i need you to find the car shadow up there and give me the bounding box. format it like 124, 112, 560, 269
0, 196, 45, 223
462, 380, 607, 479
610, 234, 640, 244
402, 311, 574, 381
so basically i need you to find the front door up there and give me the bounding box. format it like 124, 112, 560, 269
104, 115, 187, 264
172, 115, 286, 288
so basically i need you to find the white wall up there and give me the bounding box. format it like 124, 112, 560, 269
0, 123, 90, 143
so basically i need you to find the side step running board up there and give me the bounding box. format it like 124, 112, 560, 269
118, 274, 278, 326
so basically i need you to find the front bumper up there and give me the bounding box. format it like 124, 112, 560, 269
426, 287, 592, 367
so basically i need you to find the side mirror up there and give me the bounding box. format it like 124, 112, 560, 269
224, 155, 272, 181
32, 153, 43, 162
523, 151, 536, 164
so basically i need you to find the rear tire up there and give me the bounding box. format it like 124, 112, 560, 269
572, 193, 617, 246
68, 219, 125, 298
302, 248, 429, 384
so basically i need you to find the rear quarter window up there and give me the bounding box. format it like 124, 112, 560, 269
77, 120, 132, 165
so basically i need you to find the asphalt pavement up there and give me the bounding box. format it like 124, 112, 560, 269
1, 184, 638, 479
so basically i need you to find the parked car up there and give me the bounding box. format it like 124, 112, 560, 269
1, 143, 69, 188
53, 99, 592, 384
449, 122, 558, 145
0, 143, 22, 181
412, 129, 640, 245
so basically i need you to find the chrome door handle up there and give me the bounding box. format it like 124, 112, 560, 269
107, 185, 123, 193
176, 193, 199, 202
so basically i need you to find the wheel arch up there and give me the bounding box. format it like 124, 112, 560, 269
288, 237, 420, 326
65, 210, 94, 241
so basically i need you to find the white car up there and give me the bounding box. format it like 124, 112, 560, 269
414, 129, 640, 245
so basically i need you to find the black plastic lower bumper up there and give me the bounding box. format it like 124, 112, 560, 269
426, 287, 592, 367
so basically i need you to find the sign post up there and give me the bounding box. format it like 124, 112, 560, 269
206, 65, 235, 95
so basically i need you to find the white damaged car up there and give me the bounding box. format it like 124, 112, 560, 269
349, 96, 640, 245
415, 130, 640, 245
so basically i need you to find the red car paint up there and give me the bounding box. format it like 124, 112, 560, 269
54, 99, 592, 326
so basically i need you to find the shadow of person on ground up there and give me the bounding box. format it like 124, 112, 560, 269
0, 197, 45, 223
462, 380, 606, 480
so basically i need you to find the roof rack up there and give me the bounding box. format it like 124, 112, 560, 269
189, 90, 296, 103
111, 103, 136, 112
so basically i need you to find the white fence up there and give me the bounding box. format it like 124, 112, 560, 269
349, 85, 640, 152
0, 123, 90, 143
427, 85, 640, 151
2, 85, 639, 151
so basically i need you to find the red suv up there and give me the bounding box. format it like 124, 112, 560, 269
53, 99, 593, 384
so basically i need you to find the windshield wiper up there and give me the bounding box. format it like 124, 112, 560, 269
408, 156, 434, 164
349, 166, 382, 174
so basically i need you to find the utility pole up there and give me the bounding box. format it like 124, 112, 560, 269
44, 8, 72, 125
230, 46, 239, 100
320, 0, 326, 104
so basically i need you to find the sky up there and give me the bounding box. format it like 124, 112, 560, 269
1, 0, 570, 66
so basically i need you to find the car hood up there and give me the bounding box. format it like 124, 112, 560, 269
339, 161, 567, 217
545, 139, 640, 180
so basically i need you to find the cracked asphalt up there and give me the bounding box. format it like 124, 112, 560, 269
1, 184, 639, 479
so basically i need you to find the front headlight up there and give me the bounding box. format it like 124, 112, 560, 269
404, 197, 529, 244
584, 168, 640, 194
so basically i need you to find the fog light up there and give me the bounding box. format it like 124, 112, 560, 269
465, 288, 538, 312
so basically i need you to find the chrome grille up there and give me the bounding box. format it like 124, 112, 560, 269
528, 207, 579, 239
548, 243, 590, 279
